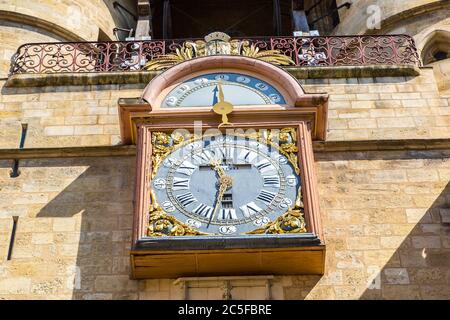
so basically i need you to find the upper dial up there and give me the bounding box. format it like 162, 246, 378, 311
162, 73, 286, 108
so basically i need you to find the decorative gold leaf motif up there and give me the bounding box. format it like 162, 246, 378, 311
247, 208, 307, 235
148, 208, 207, 236
150, 131, 186, 178
241, 44, 295, 66
144, 32, 295, 71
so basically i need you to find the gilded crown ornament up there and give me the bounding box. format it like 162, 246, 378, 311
144, 32, 295, 71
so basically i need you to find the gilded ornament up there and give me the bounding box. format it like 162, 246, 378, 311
148, 209, 207, 236
144, 32, 295, 71
247, 208, 307, 234
151, 131, 187, 178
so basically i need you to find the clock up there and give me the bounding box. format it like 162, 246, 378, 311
162, 72, 286, 108
150, 131, 303, 236
128, 55, 327, 278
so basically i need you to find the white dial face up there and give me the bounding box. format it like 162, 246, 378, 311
152, 134, 300, 235
162, 73, 286, 108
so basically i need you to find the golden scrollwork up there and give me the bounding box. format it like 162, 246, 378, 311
151, 131, 188, 178
246, 208, 307, 235
148, 209, 207, 236
144, 32, 295, 71
148, 190, 207, 237
265, 127, 300, 175
247, 187, 306, 235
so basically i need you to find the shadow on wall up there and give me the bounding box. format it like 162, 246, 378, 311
26, 156, 138, 299
360, 181, 450, 299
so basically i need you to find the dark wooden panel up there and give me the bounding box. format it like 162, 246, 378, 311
131, 246, 325, 279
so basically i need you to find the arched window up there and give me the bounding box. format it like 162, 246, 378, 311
421, 30, 450, 65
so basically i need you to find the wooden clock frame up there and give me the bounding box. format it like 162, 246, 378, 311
118, 56, 329, 279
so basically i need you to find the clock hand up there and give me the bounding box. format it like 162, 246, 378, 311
217, 80, 225, 103
212, 85, 219, 105
208, 160, 233, 228
210, 159, 226, 178
212, 80, 234, 128
208, 182, 226, 228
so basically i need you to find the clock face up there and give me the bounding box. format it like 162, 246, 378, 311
151, 134, 300, 235
162, 73, 286, 108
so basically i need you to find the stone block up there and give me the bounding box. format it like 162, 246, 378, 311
406, 208, 432, 223
411, 236, 441, 249
348, 118, 377, 129
407, 169, 439, 182
65, 116, 98, 125
383, 268, 410, 284
74, 125, 103, 135
94, 275, 138, 292
53, 218, 77, 232
440, 209, 450, 223
44, 126, 74, 136
382, 285, 421, 300
347, 237, 380, 250
0, 278, 32, 295
376, 117, 415, 128
31, 233, 53, 244
380, 236, 408, 249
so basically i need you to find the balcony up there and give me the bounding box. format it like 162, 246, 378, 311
9, 35, 421, 77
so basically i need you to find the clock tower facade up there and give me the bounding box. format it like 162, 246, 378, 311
120, 54, 328, 278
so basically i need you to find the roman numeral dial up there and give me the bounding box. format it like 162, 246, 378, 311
152, 134, 300, 235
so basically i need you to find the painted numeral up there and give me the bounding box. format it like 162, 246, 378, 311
163, 157, 177, 168
161, 201, 175, 212
219, 225, 237, 235
153, 178, 166, 190
172, 177, 190, 191
219, 208, 238, 220
192, 150, 214, 164
186, 219, 202, 228
255, 159, 276, 174
177, 161, 197, 176
253, 216, 270, 227
257, 190, 277, 205
192, 203, 213, 219
238, 150, 258, 163
240, 202, 262, 218
263, 175, 281, 188
286, 175, 297, 187
176, 192, 197, 207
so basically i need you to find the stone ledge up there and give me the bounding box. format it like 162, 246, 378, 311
313, 139, 450, 153
1, 139, 450, 160
5, 65, 421, 88
0, 145, 136, 160
285, 65, 421, 80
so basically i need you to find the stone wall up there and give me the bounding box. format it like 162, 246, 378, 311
334, 0, 444, 35
1, 67, 449, 149
0, 0, 135, 42
0, 21, 63, 78
0, 82, 144, 148
0, 0, 449, 301
301, 68, 450, 141
0, 150, 449, 299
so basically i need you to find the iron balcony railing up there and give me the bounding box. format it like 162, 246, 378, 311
9, 35, 421, 75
